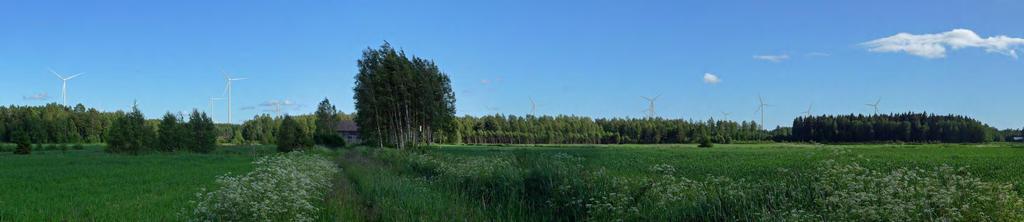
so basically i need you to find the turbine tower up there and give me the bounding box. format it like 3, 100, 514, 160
865, 98, 881, 115
801, 103, 814, 117
49, 68, 84, 106
754, 94, 770, 129
208, 97, 223, 121
529, 97, 537, 116
641, 94, 661, 118
223, 72, 247, 124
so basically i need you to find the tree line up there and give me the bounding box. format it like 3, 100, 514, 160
447, 115, 775, 145
791, 113, 998, 143
0, 103, 118, 144
1, 98, 351, 154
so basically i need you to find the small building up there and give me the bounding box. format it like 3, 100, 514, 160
1014, 136, 1024, 142
336, 120, 361, 144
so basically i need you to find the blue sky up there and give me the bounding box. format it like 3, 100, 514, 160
1, 0, 1022, 129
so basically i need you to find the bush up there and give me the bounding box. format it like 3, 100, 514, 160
315, 133, 346, 149
698, 138, 713, 148
13, 142, 30, 154
12, 131, 31, 155
189, 152, 339, 221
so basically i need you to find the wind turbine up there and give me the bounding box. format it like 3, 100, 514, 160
641, 94, 661, 118
529, 97, 537, 116
865, 98, 881, 115
275, 99, 294, 116
754, 94, 770, 129
223, 72, 247, 124
801, 103, 814, 117
208, 97, 224, 121
49, 68, 84, 106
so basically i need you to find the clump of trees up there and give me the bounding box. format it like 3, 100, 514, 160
277, 115, 313, 152
791, 113, 995, 143
107, 105, 156, 155
186, 110, 218, 153
353, 42, 456, 149
314, 98, 345, 148
158, 113, 188, 152
108, 108, 217, 154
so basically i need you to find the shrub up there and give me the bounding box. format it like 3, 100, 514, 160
12, 132, 31, 155
13, 143, 30, 155
189, 152, 339, 221
315, 133, 346, 149
698, 138, 713, 148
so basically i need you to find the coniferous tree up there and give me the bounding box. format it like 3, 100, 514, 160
187, 110, 217, 153
157, 112, 187, 152
277, 115, 312, 152
107, 105, 154, 154
314, 98, 345, 148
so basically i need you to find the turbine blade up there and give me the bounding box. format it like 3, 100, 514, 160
50, 68, 64, 79
65, 73, 83, 80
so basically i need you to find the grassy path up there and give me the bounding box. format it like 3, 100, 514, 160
327, 149, 499, 221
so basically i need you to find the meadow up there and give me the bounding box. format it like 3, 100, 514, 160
0, 145, 274, 221
331, 143, 1024, 221
3, 143, 1024, 221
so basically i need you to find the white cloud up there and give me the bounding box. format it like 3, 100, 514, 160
753, 54, 789, 62
703, 73, 721, 84
259, 99, 296, 107
862, 28, 1024, 59
23, 92, 50, 100
479, 79, 491, 85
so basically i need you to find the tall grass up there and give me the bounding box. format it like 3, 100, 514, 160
349, 144, 1024, 221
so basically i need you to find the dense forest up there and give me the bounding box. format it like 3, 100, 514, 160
791, 113, 1001, 143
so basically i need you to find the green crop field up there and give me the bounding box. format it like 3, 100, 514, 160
330, 143, 1024, 221
0, 145, 275, 221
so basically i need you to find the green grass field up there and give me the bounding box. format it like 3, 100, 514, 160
330, 143, 1024, 221
0, 145, 275, 221
3, 143, 1024, 221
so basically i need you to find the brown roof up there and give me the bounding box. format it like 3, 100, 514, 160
335, 120, 359, 132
